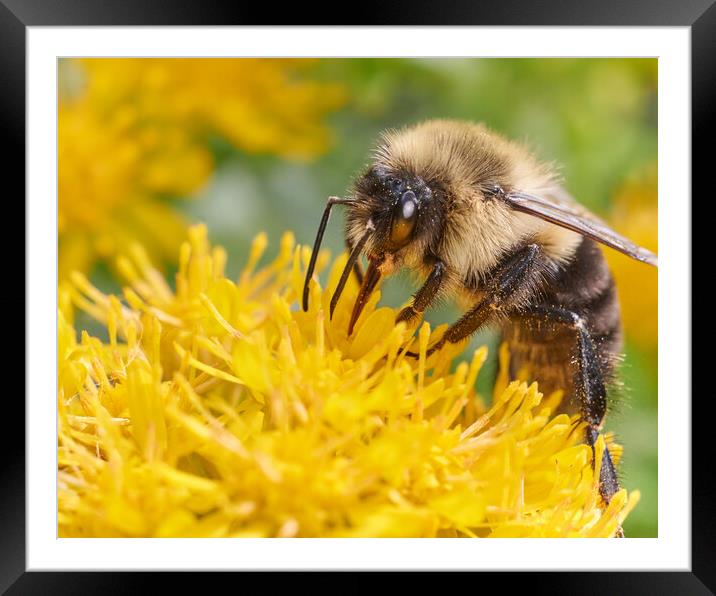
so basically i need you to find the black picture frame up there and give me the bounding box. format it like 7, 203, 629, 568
7, 1, 706, 592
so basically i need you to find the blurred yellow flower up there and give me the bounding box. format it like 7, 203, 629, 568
606, 164, 658, 351
58, 59, 345, 280
59, 225, 637, 538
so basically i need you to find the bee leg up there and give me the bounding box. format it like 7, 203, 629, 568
526, 305, 622, 532
405, 244, 542, 359
345, 237, 364, 285
396, 260, 446, 324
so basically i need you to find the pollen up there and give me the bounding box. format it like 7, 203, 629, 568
58, 224, 638, 537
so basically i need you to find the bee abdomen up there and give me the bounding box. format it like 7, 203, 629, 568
503, 238, 623, 404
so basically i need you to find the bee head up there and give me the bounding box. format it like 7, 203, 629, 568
329, 165, 444, 334
347, 165, 444, 268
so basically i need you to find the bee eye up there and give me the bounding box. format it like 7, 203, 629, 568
390, 190, 418, 247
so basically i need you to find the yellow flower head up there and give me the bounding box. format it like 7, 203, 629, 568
58, 59, 346, 280
59, 225, 638, 537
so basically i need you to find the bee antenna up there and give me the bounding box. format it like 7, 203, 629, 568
329, 223, 373, 320
302, 196, 355, 311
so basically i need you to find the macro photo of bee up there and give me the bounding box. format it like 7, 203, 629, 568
303, 119, 658, 521
57, 58, 659, 541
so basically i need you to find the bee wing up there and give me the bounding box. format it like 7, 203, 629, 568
504, 188, 658, 267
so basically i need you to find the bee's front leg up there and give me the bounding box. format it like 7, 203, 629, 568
406, 243, 543, 357
396, 260, 446, 324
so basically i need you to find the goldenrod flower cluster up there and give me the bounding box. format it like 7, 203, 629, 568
58, 59, 345, 279
606, 164, 658, 351
59, 225, 638, 537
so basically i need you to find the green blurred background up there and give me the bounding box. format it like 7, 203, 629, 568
60, 58, 658, 536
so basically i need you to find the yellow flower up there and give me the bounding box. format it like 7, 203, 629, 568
58, 59, 345, 280
605, 164, 658, 351
59, 225, 638, 538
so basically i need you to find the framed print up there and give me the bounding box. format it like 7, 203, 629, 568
6, 0, 708, 592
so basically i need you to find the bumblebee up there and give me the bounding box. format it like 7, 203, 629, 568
302, 120, 657, 522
